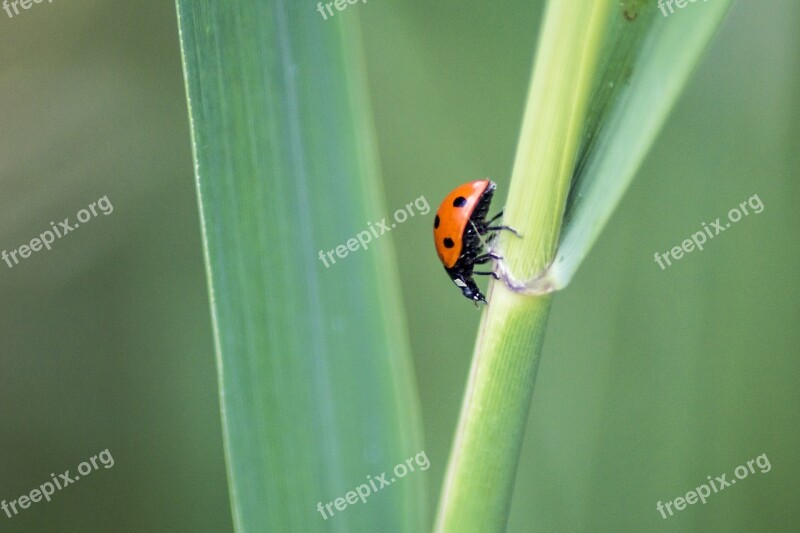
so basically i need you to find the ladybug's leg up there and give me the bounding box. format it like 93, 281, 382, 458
483, 212, 521, 237
473, 252, 502, 265
486, 211, 504, 225
473, 270, 500, 280
486, 224, 520, 236
483, 231, 513, 245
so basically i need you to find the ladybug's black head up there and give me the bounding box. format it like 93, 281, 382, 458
451, 275, 487, 304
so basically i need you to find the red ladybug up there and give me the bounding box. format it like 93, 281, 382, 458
433, 180, 517, 303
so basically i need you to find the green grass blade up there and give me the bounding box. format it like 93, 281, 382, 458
522, 0, 735, 291
175, 2, 426, 531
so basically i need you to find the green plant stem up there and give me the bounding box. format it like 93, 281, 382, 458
435, 1, 612, 530
435, 289, 551, 532
436, 0, 734, 529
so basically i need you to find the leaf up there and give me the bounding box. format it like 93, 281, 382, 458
175, 2, 426, 531
517, 0, 735, 291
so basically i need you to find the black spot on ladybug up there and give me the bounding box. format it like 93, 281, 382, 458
453, 196, 467, 208
443, 237, 455, 249
434, 215, 440, 229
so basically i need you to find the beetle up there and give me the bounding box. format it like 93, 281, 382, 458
433, 179, 518, 304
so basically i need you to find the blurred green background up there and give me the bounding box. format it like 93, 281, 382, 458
0, 0, 797, 531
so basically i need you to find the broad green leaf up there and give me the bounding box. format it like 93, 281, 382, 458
176, 3, 426, 531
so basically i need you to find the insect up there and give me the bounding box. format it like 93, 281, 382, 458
433, 179, 518, 304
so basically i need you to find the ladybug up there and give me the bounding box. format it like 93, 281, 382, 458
433, 179, 518, 303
